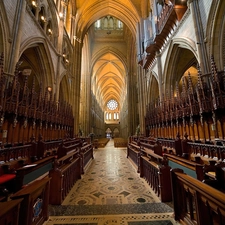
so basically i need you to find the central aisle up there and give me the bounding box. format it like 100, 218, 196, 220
63, 139, 159, 205
46, 139, 179, 225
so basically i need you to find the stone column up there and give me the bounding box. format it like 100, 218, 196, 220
156, 51, 163, 101
137, 65, 149, 136
71, 39, 83, 136
7, 0, 26, 75
188, 0, 209, 74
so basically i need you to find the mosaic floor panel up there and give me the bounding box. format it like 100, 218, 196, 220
45, 140, 180, 225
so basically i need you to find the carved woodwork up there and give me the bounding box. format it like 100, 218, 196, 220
146, 56, 225, 143
11, 178, 51, 225
0, 54, 74, 146
0, 198, 23, 225
171, 168, 225, 225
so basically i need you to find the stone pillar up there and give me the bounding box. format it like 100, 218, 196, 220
188, 0, 209, 74
72, 39, 83, 136
7, 0, 26, 75
55, 15, 65, 102
156, 51, 163, 101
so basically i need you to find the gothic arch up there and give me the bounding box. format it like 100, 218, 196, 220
0, 1, 11, 66
148, 72, 159, 104
19, 37, 55, 91
113, 127, 120, 138
90, 48, 127, 109
206, 0, 225, 69
75, 0, 140, 39
163, 38, 198, 93
59, 73, 71, 103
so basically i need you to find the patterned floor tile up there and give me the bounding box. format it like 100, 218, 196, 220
45, 140, 180, 225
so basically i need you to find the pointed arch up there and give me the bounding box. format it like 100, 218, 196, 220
19, 37, 56, 91
163, 38, 198, 93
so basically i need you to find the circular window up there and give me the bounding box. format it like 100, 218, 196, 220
107, 99, 118, 110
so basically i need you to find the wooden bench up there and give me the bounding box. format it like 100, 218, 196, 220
139, 147, 172, 202
171, 168, 225, 225
0, 143, 37, 196
127, 141, 172, 202
57, 139, 81, 158
94, 138, 109, 148
0, 198, 23, 224
80, 143, 94, 174
15, 156, 54, 191
0, 164, 16, 201
127, 142, 140, 170
114, 138, 127, 147
11, 177, 51, 225
49, 149, 81, 205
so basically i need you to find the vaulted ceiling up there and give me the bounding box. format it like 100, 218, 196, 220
92, 52, 126, 108
75, 0, 145, 111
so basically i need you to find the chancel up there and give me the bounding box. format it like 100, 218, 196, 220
0, 0, 225, 225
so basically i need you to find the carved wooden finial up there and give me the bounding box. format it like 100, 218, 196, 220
183, 132, 188, 140
175, 81, 180, 99
188, 71, 194, 94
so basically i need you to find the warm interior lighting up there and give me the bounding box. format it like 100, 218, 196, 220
41, 16, 46, 21
65, 59, 69, 63
47, 86, 52, 92
32, 1, 37, 7
48, 28, 52, 34
59, 12, 63, 18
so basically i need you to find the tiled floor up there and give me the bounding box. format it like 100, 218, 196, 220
45, 140, 180, 225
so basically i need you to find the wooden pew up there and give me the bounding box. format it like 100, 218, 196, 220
0, 142, 37, 194
37, 134, 62, 159
11, 177, 51, 225
164, 153, 204, 181
114, 138, 128, 147
94, 138, 109, 148
171, 168, 225, 225
0, 198, 23, 225
80, 143, 94, 174
139, 138, 163, 156
127, 142, 140, 171
127, 141, 172, 202
57, 138, 81, 159
15, 155, 54, 191
201, 161, 225, 191
0, 163, 16, 201
139, 147, 172, 202
187, 141, 225, 163
49, 149, 81, 205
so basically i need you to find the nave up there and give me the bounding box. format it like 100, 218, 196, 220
45, 139, 177, 225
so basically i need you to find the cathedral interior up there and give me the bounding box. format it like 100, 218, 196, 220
0, 0, 225, 225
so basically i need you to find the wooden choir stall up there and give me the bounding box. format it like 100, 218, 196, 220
140, 56, 225, 224
0, 54, 94, 224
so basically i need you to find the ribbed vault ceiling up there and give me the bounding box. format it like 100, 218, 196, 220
92, 53, 126, 109
76, 0, 143, 110
75, 0, 141, 37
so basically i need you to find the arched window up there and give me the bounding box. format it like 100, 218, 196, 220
95, 20, 101, 29
118, 20, 123, 29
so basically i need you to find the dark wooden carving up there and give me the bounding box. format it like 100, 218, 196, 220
0, 54, 74, 146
